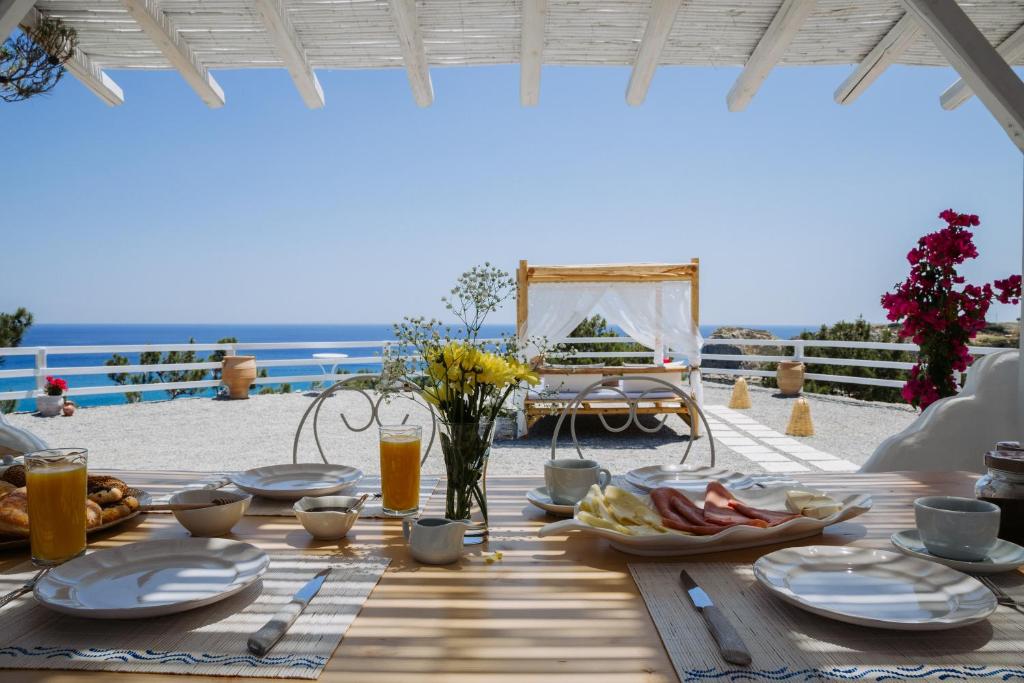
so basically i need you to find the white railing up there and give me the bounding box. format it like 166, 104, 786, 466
0, 336, 1008, 402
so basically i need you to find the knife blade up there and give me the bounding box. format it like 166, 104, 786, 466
248, 568, 331, 657
679, 569, 752, 666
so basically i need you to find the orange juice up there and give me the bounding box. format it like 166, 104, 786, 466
379, 427, 421, 515
26, 451, 87, 566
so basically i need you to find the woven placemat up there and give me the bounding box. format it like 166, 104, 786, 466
0, 553, 389, 679
629, 561, 1024, 682
168, 475, 439, 517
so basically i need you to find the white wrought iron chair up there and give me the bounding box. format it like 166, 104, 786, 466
861, 349, 1019, 474
548, 375, 716, 466
0, 412, 48, 464
292, 374, 437, 465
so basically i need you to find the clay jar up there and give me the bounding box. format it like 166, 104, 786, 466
776, 361, 805, 396
221, 356, 257, 399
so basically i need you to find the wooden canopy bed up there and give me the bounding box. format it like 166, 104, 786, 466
515, 260, 703, 437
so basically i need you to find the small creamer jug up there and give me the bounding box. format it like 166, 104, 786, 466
402, 517, 471, 565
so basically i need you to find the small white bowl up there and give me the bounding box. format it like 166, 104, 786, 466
294, 495, 362, 540
169, 489, 251, 537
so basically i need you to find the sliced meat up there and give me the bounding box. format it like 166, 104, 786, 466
729, 501, 799, 527
656, 488, 707, 525
661, 516, 729, 535
702, 501, 768, 528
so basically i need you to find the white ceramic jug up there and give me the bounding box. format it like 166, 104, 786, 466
402, 517, 472, 565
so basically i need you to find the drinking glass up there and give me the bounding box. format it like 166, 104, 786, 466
379, 425, 421, 517
24, 448, 88, 567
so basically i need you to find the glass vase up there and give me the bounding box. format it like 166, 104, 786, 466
438, 420, 493, 544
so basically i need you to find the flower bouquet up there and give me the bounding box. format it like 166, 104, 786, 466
36, 376, 68, 417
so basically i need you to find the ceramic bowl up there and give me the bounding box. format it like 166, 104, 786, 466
294, 495, 362, 540
170, 489, 251, 537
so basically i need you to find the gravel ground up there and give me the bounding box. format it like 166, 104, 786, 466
5, 384, 917, 477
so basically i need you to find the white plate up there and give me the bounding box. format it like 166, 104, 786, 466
891, 529, 1024, 575
230, 464, 362, 500
624, 465, 755, 492
34, 537, 269, 619
539, 487, 872, 557
525, 487, 575, 517
0, 490, 152, 551
754, 545, 997, 630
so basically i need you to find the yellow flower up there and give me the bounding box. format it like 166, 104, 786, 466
477, 353, 514, 387
510, 359, 540, 386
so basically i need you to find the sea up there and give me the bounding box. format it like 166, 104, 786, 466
1, 323, 816, 410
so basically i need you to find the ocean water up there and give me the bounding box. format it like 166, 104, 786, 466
1, 323, 815, 409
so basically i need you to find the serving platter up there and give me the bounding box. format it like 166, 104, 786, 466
230, 463, 362, 500
754, 545, 997, 630
538, 485, 872, 557
34, 537, 269, 619
624, 465, 756, 492
0, 489, 152, 551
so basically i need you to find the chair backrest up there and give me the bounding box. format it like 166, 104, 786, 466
860, 350, 1019, 474
0, 412, 48, 464
548, 374, 715, 466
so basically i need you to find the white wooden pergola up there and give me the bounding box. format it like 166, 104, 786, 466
2, 0, 1023, 436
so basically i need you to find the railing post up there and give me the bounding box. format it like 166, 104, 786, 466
793, 340, 804, 362
34, 348, 47, 395
225, 343, 236, 357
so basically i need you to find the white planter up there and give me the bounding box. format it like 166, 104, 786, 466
36, 394, 65, 417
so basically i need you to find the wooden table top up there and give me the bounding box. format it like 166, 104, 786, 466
0, 470, 986, 683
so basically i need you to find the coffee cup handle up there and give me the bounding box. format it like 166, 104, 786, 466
598, 469, 612, 489
402, 517, 413, 542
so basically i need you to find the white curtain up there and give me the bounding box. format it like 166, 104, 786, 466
522, 283, 608, 360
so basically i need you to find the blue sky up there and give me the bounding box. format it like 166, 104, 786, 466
1, 61, 1021, 326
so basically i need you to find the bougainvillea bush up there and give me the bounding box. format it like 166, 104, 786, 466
881, 210, 1021, 410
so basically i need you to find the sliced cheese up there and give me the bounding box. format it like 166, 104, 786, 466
785, 489, 841, 519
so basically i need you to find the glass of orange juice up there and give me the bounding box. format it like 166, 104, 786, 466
25, 448, 88, 567
379, 425, 421, 517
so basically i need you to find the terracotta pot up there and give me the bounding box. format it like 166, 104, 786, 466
36, 394, 64, 417
221, 355, 257, 399
62, 401, 76, 417
776, 361, 805, 396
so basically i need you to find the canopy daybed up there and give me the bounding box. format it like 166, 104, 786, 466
515, 260, 704, 437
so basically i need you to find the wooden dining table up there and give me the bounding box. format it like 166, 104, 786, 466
0, 470, 1010, 682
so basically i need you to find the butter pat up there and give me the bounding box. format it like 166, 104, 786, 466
785, 490, 842, 519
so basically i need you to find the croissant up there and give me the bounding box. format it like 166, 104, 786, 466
0, 488, 103, 538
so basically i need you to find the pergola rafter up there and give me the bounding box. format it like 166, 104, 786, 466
626, 0, 685, 107
388, 0, 432, 107
520, 0, 547, 106
941, 21, 1024, 110
834, 13, 923, 105
253, 0, 323, 109
118, 0, 224, 108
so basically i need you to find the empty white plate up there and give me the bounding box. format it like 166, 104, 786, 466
891, 529, 1024, 575
525, 487, 575, 517
754, 545, 996, 630
231, 463, 362, 500
34, 537, 269, 619
624, 465, 755, 492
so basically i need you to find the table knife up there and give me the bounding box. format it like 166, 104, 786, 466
678, 569, 752, 666
248, 568, 331, 657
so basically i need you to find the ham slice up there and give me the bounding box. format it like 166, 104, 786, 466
650, 488, 725, 535
649, 482, 798, 535
707, 480, 799, 527
702, 501, 768, 528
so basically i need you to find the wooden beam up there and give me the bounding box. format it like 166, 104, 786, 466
835, 13, 922, 104
516, 260, 529, 339
726, 0, 817, 112
520, 0, 546, 106
941, 22, 1024, 110
20, 8, 124, 106
525, 263, 698, 283
119, 0, 224, 108
626, 0, 684, 106
1, 0, 34, 41
253, 0, 323, 109
903, 0, 1024, 151
388, 0, 432, 107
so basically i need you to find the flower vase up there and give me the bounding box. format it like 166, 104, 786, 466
35, 394, 64, 417
438, 420, 494, 545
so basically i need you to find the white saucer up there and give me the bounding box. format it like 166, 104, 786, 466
891, 529, 1024, 574
34, 537, 269, 619
230, 463, 362, 500
525, 487, 576, 516
624, 465, 755, 492
754, 545, 996, 630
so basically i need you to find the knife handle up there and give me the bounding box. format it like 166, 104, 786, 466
247, 599, 304, 657
700, 605, 752, 666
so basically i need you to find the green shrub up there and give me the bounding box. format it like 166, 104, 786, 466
0, 307, 33, 413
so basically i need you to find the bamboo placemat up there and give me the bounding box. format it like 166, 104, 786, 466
629, 561, 1024, 682
166, 475, 439, 517
0, 553, 390, 679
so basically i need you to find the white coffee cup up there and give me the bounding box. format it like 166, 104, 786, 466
914, 496, 1001, 562
544, 458, 612, 506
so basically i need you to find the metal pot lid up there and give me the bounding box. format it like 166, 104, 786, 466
985, 449, 1024, 474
